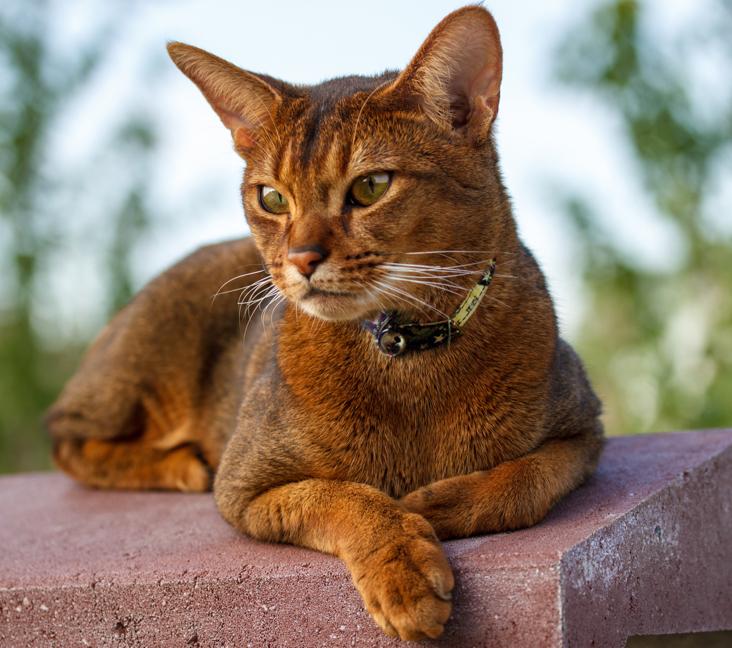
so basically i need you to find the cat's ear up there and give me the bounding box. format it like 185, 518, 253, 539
385, 6, 502, 141
167, 42, 282, 153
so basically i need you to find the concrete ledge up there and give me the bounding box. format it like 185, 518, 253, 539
1, 430, 731, 647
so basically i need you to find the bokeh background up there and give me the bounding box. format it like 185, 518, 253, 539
1, 0, 730, 473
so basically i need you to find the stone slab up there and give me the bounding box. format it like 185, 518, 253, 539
1, 430, 731, 647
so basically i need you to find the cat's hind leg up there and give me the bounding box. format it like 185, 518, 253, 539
47, 238, 263, 491
47, 360, 215, 492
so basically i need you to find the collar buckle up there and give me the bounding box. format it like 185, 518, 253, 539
363, 259, 496, 357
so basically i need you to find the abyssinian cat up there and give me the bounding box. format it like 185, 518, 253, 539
48, 6, 603, 641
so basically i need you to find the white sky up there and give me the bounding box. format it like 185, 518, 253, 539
44, 0, 713, 339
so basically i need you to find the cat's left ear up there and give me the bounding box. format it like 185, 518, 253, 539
383, 6, 502, 142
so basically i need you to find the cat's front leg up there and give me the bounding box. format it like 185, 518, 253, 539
400, 433, 603, 540
215, 476, 454, 640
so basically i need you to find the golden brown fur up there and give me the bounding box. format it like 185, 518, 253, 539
48, 7, 603, 641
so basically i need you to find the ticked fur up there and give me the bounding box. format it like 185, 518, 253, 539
48, 7, 603, 641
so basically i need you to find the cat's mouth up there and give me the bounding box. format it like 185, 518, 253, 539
303, 287, 355, 299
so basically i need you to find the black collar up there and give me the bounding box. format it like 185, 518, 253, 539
363, 260, 496, 357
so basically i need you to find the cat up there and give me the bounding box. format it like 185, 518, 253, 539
47, 6, 603, 641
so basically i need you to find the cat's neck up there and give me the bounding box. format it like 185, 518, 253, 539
275, 243, 555, 411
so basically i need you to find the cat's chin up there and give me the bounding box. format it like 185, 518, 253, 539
296, 292, 376, 323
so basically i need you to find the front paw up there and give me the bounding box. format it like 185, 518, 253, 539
350, 513, 454, 641
400, 483, 472, 540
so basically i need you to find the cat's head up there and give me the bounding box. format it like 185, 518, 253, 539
169, 6, 509, 322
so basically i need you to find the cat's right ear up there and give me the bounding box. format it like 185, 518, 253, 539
167, 42, 282, 154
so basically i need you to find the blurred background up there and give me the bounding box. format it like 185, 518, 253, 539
0, 0, 730, 473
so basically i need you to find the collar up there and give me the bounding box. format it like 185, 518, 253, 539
362, 259, 496, 357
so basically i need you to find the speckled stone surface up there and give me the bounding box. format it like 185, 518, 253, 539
1, 430, 731, 647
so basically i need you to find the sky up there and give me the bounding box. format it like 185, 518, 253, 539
43, 0, 710, 339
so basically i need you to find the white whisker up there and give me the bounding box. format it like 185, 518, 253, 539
374, 279, 449, 320
260, 288, 286, 328
238, 280, 275, 307
357, 280, 388, 316
212, 268, 268, 301
404, 250, 495, 255
386, 275, 467, 298
402, 250, 517, 256
384, 259, 491, 271
217, 275, 271, 298
382, 267, 483, 279
241, 284, 279, 339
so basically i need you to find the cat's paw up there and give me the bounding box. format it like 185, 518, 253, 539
52, 438, 212, 492
400, 482, 474, 540
351, 513, 454, 641
163, 445, 213, 492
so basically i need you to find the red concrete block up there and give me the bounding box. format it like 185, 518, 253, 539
1, 430, 731, 647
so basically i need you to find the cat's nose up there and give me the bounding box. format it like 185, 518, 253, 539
288, 245, 328, 278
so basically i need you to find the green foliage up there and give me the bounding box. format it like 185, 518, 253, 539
1, 1, 729, 473
555, 0, 732, 435
0, 2, 159, 471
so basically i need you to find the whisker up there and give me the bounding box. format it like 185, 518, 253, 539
238, 287, 276, 309
212, 268, 268, 302
238, 282, 264, 325
246, 284, 279, 308
238, 278, 274, 307
384, 259, 491, 271
260, 287, 286, 328
217, 275, 271, 299
238, 290, 264, 333
265, 294, 287, 329
358, 280, 390, 316
242, 284, 280, 340
374, 279, 450, 320
381, 266, 484, 278
378, 284, 442, 319
372, 282, 429, 318
307, 309, 327, 335
386, 275, 467, 298
383, 267, 481, 275
402, 250, 518, 256
386, 273, 467, 285
239, 281, 276, 312
403, 250, 496, 256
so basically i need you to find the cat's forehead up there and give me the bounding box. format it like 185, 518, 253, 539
259, 71, 399, 187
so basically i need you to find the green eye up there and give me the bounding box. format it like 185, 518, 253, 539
348, 172, 390, 207
260, 186, 289, 214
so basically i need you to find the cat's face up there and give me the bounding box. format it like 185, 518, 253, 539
241, 79, 499, 321
169, 6, 504, 322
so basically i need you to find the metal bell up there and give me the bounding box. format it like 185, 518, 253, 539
378, 330, 408, 356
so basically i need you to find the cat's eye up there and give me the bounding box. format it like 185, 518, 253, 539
259, 186, 289, 214
348, 172, 391, 207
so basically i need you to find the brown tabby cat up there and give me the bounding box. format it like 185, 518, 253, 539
47, 6, 603, 641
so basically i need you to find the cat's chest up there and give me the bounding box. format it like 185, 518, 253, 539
306, 402, 505, 498
276, 338, 541, 497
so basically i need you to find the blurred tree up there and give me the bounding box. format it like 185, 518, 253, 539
554, 0, 732, 435
0, 1, 158, 472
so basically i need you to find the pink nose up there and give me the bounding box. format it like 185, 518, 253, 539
288, 245, 327, 278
